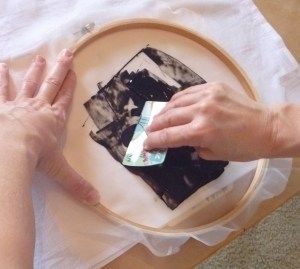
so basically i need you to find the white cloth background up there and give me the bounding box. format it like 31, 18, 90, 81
1, 0, 299, 268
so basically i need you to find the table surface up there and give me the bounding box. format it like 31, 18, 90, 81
104, 1, 300, 268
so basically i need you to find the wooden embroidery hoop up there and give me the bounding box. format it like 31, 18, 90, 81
70, 19, 268, 237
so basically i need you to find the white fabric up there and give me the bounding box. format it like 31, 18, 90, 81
1, 0, 299, 268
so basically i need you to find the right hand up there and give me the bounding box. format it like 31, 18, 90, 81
144, 83, 277, 161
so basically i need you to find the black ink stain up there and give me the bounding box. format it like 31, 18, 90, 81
84, 46, 228, 209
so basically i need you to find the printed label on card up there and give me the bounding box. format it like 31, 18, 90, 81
123, 101, 167, 167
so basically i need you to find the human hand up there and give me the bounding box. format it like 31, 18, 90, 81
144, 83, 277, 161
0, 49, 99, 205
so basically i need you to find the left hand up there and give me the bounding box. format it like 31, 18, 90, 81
0, 49, 99, 205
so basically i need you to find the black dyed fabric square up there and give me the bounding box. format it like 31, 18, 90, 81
84, 47, 228, 209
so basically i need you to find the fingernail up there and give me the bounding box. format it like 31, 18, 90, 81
35, 55, 45, 63
85, 190, 100, 205
63, 48, 73, 57
0, 63, 7, 70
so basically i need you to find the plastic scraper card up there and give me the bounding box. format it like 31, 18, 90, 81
123, 101, 167, 167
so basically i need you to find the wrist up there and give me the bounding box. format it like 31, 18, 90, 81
0, 129, 39, 172
267, 103, 300, 158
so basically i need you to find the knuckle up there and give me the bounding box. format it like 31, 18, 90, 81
57, 58, 72, 68
164, 112, 174, 127
23, 79, 38, 89
196, 99, 217, 115
197, 88, 211, 99
34, 98, 48, 107
164, 102, 174, 111
160, 128, 170, 145
208, 90, 219, 100
198, 102, 221, 118
62, 87, 74, 100
45, 77, 60, 88
190, 120, 204, 134
170, 99, 182, 109
54, 107, 67, 121
57, 99, 70, 109
170, 91, 182, 101
202, 92, 220, 105
23, 98, 34, 106
71, 179, 87, 195
210, 82, 226, 97
190, 119, 212, 144
196, 102, 210, 113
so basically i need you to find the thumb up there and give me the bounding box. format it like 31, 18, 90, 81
39, 153, 100, 205
195, 147, 217, 161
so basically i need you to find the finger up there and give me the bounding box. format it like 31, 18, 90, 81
158, 93, 200, 116
0, 63, 9, 103
148, 106, 193, 133
52, 70, 76, 116
144, 123, 198, 150
18, 55, 46, 98
196, 147, 217, 160
42, 154, 100, 205
37, 48, 73, 103
170, 84, 208, 102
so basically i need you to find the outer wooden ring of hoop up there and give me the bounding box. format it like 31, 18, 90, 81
71, 19, 268, 237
